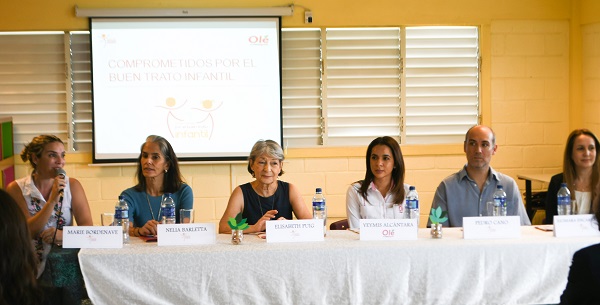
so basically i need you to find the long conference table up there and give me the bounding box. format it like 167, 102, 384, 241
78, 227, 599, 305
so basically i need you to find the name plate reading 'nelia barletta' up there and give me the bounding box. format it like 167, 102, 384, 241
157, 223, 216, 246
463, 216, 521, 240
62, 226, 123, 248
359, 219, 418, 241
554, 214, 600, 238
266, 219, 324, 243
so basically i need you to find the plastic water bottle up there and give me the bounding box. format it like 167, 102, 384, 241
114, 195, 129, 244
312, 188, 327, 236
405, 186, 419, 225
161, 193, 176, 224
557, 183, 571, 215
493, 185, 507, 216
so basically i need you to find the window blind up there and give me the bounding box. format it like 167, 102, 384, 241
404, 26, 479, 144
281, 28, 323, 147
0, 26, 480, 153
324, 28, 401, 147
0, 32, 68, 155
69, 31, 93, 152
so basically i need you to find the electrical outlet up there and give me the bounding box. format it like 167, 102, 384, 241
305, 11, 313, 24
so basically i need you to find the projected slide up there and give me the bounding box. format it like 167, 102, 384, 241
91, 17, 282, 162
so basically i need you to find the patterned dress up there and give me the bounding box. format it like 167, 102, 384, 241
15, 174, 73, 277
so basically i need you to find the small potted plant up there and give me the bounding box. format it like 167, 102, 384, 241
429, 206, 448, 239
228, 212, 249, 244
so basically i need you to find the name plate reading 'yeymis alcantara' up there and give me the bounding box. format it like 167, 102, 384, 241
554, 214, 600, 238
463, 216, 521, 240
157, 223, 216, 246
62, 226, 123, 248
266, 219, 324, 243
359, 219, 418, 241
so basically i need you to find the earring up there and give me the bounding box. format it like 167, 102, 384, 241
165, 169, 168, 173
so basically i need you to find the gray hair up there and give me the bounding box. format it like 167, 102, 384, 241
247, 139, 285, 177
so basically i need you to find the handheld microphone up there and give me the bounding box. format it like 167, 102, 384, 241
51, 168, 67, 246
55, 167, 66, 178
55, 168, 66, 204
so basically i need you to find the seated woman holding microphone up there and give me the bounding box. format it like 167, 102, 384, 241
218, 139, 311, 233
121, 135, 193, 237
346, 136, 411, 230
6, 135, 92, 279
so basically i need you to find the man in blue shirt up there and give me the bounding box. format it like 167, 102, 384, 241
429, 125, 531, 227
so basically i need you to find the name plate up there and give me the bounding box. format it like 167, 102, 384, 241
266, 219, 324, 243
157, 223, 216, 246
554, 214, 600, 238
359, 219, 417, 241
463, 216, 521, 239
63, 226, 123, 248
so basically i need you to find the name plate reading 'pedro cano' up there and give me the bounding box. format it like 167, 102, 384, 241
62, 226, 123, 248
157, 223, 216, 246
462, 216, 520, 240
266, 219, 324, 243
359, 219, 418, 241
554, 214, 600, 238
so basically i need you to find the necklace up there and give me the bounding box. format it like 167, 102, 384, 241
255, 189, 276, 216
145, 192, 160, 221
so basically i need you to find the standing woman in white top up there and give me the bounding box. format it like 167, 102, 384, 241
545, 129, 600, 224
6, 135, 92, 277
346, 136, 410, 230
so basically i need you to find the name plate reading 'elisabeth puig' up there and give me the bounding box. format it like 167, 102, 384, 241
359, 219, 418, 241
62, 226, 123, 248
266, 219, 324, 243
554, 214, 600, 238
157, 223, 216, 246
463, 216, 521, 240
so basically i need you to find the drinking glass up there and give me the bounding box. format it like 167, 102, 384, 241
486, 201, 495, 216
101, 212, 114, 226
180, 209, 194, 224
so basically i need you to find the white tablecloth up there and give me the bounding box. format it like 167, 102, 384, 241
78, 227, 599, 305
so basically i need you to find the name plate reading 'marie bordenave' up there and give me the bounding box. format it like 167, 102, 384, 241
157, 223, 216, 246
463, 216, 521, 240
62, 226, 123, 248
554, 214, 600, 238
266, 219, 324, 243
359, 219, 418, 241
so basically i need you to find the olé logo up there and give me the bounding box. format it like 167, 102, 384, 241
382, 229, 395, 237
249, 35, 269, 45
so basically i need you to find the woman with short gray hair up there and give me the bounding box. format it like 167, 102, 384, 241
219, 139, 311, 233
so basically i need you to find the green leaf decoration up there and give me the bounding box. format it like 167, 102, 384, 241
228, 212, 249, 230
429, 206, 448, 224
228, 218, 238, 230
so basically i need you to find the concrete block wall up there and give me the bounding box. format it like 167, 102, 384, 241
583, 23, 600, 134
490, 20, 569, 194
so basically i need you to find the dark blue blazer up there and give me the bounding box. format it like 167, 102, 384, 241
560, 243, 600, 305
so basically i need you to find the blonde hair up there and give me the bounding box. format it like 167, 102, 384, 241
20, 135, 63, 170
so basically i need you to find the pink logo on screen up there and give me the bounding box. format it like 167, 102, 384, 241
157, 97, 223, 141
381, 229, 395, 238
248, 35, 269, 45
101, 33, 117, 47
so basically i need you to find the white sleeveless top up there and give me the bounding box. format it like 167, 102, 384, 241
574, 190, 592, 215
16, 174, 73, 277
